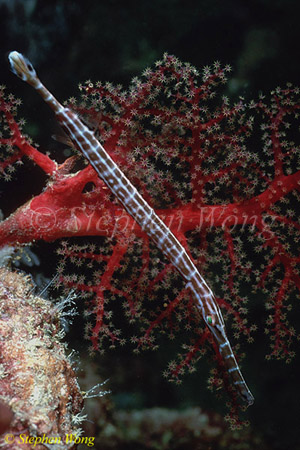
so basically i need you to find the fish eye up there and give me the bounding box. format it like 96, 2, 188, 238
23, 55, 36, 74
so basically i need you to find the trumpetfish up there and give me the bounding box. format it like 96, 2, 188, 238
8, 51, 254, 406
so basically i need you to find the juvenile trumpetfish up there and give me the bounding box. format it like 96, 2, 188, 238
8, 50, 254, 406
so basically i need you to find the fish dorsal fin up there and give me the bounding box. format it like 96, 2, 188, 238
52, 132, 75, 148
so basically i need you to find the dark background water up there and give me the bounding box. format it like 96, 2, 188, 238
0, 1, 300, 449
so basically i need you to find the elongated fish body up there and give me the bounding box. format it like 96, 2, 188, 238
8, 51, 254, 405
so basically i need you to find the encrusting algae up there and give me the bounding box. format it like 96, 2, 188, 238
0, 265, 84, 449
